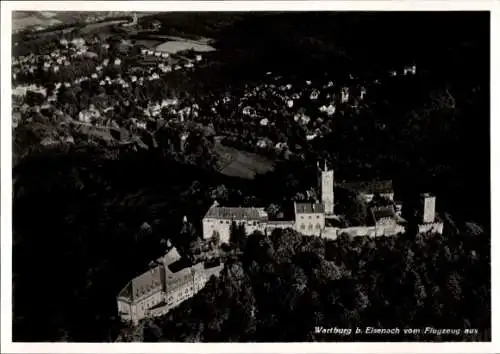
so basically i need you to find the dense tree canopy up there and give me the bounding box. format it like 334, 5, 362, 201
124, 226, 490, 342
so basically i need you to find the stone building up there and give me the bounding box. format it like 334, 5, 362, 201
202, 202, 269, 244
370, 205, 397, 227
117, 246, 223, 324
201, 163, 443, 244
293, 202, 325, 236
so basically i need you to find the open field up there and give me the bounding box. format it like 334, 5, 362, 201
12, 13, 62, 32
80, 20, 128, 34
214, 142, 275, 180
155, 40, 215, 54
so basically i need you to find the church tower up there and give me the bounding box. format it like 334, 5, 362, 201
318, 161, 334, 215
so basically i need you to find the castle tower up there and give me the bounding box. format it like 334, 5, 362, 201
318, 161, 334, 215
421, 193, 436, 224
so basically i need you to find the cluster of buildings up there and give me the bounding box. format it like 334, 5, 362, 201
117, 245, 223, 324
210, 63, 418, 153
118, 157, 441, 325
12, 32, 208, 133
202, 162, 443, 244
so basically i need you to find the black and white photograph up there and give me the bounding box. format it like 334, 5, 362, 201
1, 1, 497, 351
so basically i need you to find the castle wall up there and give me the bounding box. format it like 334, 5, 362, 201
265, 221, 295, 233
126, 290, 164, 324
203, 218, 231, 244
117, 299, 133, 322
362, 192, 394, 203
418, 222, 444, 234
321, 224, 405, 240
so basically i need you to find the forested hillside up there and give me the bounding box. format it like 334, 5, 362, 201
122, 227, 490, 342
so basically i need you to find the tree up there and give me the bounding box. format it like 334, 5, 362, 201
189, 239, 202, 256
229, 221, 247, 250
211, 230, 221, 247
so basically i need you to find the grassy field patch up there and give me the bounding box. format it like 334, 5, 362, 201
214, 142, 275, 179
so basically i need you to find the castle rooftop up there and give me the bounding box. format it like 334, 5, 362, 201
204, 205, 268, 221
294, 202, 325, 214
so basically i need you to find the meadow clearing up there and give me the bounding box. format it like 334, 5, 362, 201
214, 142, 275, 180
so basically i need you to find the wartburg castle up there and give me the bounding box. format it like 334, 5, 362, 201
203, 162, 443, 243
117, 162, 444, 324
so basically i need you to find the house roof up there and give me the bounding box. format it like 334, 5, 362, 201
119, 246, 183, 302
370, 205, 396, 223
294, 202, 325, 214
204, 205, 268, 221
162, 246, 182, 267
267, 220, 294, 225
118, 265, 163, 302
165, 261, 224, 290
338, 180, 393, 195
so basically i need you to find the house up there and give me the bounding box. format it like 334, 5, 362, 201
71, 38, 85, 48
256, 139, 268, 148
242, 106, 255, 116
294, 202, 325, 236
151, 20, 162, 30
360, 86, 367, 100
341, 87, 350, 103
78, 105, 101, 123
294, 113, 310, 125
319, 104, 336, 116
306, 133, 317, 141
161, 98, 178, 107
310, 90, 320, 100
